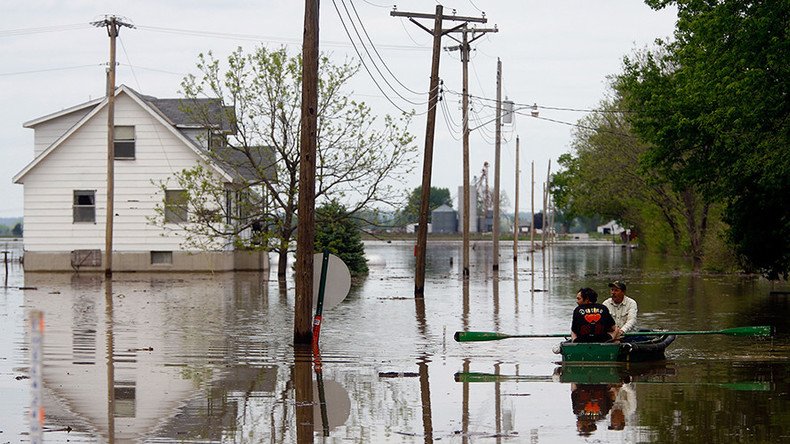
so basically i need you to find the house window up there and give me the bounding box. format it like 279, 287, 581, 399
164, 190, 188, 223
150, 251, 173, 265
73, 190, 96, 223
114, 126, 135, 159
209, 132, 226, 150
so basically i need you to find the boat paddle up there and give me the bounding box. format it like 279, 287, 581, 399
453, 325, 774, 342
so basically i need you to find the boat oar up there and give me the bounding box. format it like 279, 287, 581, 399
453, 326, 774, 342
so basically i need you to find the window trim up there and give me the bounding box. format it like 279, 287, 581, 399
164, 189, 188, 223
73, 190, 96, 223
114, 125, 136, 160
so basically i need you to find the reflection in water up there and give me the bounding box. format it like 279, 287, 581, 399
104, 279, 115, 444
9, 242, 790, 442
293, 345, 314, 443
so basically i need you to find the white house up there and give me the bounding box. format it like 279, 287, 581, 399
596, 220, 626, 235
13, 85, 268, 272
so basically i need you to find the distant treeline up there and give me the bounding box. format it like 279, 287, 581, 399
0, 218, 22, 237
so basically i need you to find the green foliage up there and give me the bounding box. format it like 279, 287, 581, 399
553, 93, 715, 269
150, 46, 417, 276
400, 186, 452, 224
11, 223, 22, 237
315, 201, 368, 276
620, 0, 790, 279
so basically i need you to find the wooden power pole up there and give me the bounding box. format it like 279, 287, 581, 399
295, 0, 320, 344
391, 6, 487, 296
513, 136, 520, 262
92, 16, 133, 277
492, 59, 503, 270
445, 24, 498, 278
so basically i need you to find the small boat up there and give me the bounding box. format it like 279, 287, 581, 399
560, 332, 676, 363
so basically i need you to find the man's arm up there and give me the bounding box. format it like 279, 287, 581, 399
620, 299, 638, 332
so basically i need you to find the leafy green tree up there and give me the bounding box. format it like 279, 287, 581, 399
400, 186, 452, 224
553, 94, 714, 270
620, 0, 790, 279
152, 46, 417, 278
315, 201, 368, 276
11, 223, 22, 237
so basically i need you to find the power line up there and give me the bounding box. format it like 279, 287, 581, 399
136, 24, 429, 52
0, 23, 89, 37
330, 0, 421, 113
345, 0, 429, 95
444, 89, 634, 114
0, 64, 102, 77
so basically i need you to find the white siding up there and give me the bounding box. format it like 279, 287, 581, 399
31, 107, 94, 156
23, 93, 228, 253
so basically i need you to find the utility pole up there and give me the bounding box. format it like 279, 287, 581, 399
530, 161, 535, 253
391, 6, 488, 296
92, 16, 133, 277
513, 136, 519, 262
444, 24, 498, 278
542, 159, 551, 249
295, 0, 320, 345
492, 59, 503, 270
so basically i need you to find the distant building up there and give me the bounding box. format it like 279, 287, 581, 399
431, 204, 457, 233
457, 186, 478, 233
597, 220, 626, 235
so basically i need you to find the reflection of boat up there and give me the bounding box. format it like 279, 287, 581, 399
561, 332, 676, 363
555, 361, 676, 385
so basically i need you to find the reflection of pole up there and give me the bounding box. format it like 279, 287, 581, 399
418, 356, 434, 444
492, 271, 501, 331
461, 358, 470, 444
314, 360, 330, 437
105, 279, 116, 443
29, 311, 44, 444
294, 345, 314, 443
462, 279, 470, 330
3, 250, 8, 288
495, 363, 501, 443
513, 270, 520, 316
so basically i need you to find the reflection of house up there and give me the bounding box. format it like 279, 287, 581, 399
24, 273, 280, 442
13, 85, 268, 272
597, 220, 626, 235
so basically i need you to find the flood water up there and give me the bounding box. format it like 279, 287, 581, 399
1, 240, 789, 443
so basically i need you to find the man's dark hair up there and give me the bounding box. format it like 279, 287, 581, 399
578, 287, 598, 303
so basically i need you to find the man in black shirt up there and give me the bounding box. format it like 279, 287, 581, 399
571, 287, 616, 343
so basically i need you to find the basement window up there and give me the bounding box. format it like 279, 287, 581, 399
150, 251, 173, 265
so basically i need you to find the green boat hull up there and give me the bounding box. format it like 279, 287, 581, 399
560, 334, 676, 363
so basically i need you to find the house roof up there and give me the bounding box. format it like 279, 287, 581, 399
13, 85, 235, 184
432, 204, 455, 213
143, 96, 235, 132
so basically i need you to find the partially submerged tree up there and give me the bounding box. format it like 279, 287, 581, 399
553, 93, 713, 270
315, 200, 368, 276
619, 0, 789, 279
151, 46, 417, 277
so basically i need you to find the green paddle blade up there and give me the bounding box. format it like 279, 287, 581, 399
454, 331, 511, 342
721, 325, 774, 337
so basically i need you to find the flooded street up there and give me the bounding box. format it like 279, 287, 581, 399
2, 240, 789, 443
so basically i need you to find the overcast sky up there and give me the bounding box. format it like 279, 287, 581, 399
0, 0, 678, 218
